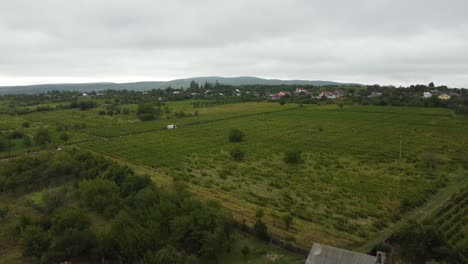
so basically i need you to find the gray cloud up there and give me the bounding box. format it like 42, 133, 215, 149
1, 0, 467, 87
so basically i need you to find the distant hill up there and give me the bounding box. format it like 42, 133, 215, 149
0, 76, 358, 95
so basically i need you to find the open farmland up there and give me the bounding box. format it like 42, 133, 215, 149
79, 104, 468, 249
19, 101, 297, 138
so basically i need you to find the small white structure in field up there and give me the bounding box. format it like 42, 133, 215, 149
82, 92, 88, 97
57, 147, 62, 151
167, 124, 177, 129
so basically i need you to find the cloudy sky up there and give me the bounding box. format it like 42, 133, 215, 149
1, 0, 467, 87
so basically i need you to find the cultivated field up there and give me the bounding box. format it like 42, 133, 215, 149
1, 101, 467, 251
78, 104, 468, 249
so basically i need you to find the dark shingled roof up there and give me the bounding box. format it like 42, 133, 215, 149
306, 243, 377, 264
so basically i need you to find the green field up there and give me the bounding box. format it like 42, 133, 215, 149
75, 104, 468, 249
1, 101, 467, 253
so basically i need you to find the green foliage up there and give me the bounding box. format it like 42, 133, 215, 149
284, 149, 302, 164
79, 178, 120, 216
50, 207, 91, 235
255, 208, 264, 219
229, 128, 245, 143
20, 225, 50, 258
60, 132, 69, 142
283, 213, 294, 230
41, 189, 66, 214
390, 220, 459, 263
23, 135, 32, 147
230, 147, 245, 161
420, 152, 441, 169
254, 219, 268, 240
279, 97, 287, 105
3, 150, 234, 263
22, 121, 30, 128
137, 104, 160, 121
34, 128, 52, 146
0, 149, 110, 192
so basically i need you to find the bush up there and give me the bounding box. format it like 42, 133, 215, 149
79, 178, 120, 215
254, 219, 269, 240
22, 121, 30, 128
229, 128, 245, 143
9, 130, 24, 139
284, 149, 302, 164
20, 225, 50, 258
230, 147, 245, 161
283, 213, 294, 230
34, 128, 51, 146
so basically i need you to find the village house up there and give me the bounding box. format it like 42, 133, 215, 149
319, 90, 345, 100
271, 91, 291, 100
438, 93, 451, 100
295, 88, 309, 94
306, 243, 386, 264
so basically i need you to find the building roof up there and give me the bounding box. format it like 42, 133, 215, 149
306, 243, 377, 264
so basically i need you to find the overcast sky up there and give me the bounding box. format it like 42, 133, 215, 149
1, 0, 467, 87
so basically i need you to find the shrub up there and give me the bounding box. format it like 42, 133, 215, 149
284, 149, 302, 164
229, 128, 245, 143
283, 213, 294, 230
20, 225, 50, 258
34, 128, 51, 146
22, 121, 30, 128
230, 147, 245, 161
254, 219, 268, 240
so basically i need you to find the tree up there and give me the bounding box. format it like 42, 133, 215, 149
229, 128, 245, 143
284, 149, 302, 164
428, 82, 435, 88
230, 147, 245, 161
22, 121, 30, 128
34, 128, 51, 146
79, 178, 120, 215
279, 97, 287, 105
20, 225, 50, 258
338, 102, 344, 109
283, 214, 293, 230
137, 104, 155, 121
